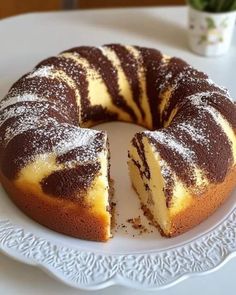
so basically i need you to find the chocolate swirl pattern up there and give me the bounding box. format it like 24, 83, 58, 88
0, 44, 235, 241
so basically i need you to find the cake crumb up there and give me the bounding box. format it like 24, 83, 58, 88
127, 216, 150, 235
127, 216, 142, 229
113, 215, 155, 236
111, 201, 116, 208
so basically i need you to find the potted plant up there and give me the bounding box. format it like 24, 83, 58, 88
187, 0, 236, 56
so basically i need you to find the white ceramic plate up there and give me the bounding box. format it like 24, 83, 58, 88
0, 122, 235, 291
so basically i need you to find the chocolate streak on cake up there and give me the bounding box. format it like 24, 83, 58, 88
154, 57, 190, 97
0, 101, 71, 151
130, 158, 142, 172
149, 127, 197, 186
154, 57, 207, 122
64, 46, 137, 122
0, 98, 72, 179
202, 93, 236, 129
8, 76, 78, 125
131, 133, 150, 179
136, 46, 163, 129
106, 44, 145, 120
36, 56, 117, 125
56, 132, 105, 165
164, 183, 175, 208
41, 163, 100, 199
159, 58, 207, 93
0, 121, 102, 182
147, 105, 233, 196
130, 152, 174, 208
162, 76, 227, 124
106, 137, 113, 213
0, 100, 70, 126
1, 127, 51, 179
173, 106, 233, 183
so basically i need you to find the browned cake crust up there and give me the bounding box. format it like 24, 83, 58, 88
140, 165, 236, 237
169, 165, 236, 237
0, 171, 110, 242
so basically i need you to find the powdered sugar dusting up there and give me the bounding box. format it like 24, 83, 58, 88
177, 122, 210, 144
186, 91, 227, 130
165, 72, 172, 80
206, 78, 230, 97
0, 104, 28, 127
1, 114, 104, 168
2, 116, 57, 146
159, 158, 172, 179
53, 127, 98, 155
27, 66, 54, 79
0, 93, 42, 111
186, 90, 233, 107
187, 91, 212, 106
158, 64, 205, 94
145, 130, 195, 162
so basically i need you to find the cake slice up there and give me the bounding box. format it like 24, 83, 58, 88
0, 123, 112, 241
128, 126, 236, 237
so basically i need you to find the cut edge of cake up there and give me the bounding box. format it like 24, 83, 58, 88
128, 131, 236, 237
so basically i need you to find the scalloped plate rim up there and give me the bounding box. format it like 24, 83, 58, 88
1, 230, 236, 291
1, 202, 236, 291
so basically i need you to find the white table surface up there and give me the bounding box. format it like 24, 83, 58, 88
0, 6, 236, 294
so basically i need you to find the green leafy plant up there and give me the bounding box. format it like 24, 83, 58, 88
187, 0, 236, 12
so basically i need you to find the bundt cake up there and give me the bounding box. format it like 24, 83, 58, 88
0, 44, 235, 241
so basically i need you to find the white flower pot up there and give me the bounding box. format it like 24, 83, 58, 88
188, 6, 236, 56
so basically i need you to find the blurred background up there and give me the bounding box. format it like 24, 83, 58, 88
0, 0, 185, 19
